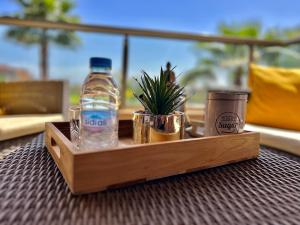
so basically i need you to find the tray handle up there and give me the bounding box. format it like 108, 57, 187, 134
46, 123, 75, 189
50, 137, 61, 159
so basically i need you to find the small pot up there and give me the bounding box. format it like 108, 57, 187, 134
132, 111, 185, 144
150, 112, 185, 143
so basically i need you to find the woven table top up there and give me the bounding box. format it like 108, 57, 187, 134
1, 133, 300, 225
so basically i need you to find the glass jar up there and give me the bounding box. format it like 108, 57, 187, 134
204, 90, 248, 136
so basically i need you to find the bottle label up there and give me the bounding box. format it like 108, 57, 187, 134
81, 110, 116, 132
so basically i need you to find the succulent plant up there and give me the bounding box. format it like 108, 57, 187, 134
133, 68, 185, 115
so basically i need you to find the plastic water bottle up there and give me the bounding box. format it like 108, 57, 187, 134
80, 57, 119, 150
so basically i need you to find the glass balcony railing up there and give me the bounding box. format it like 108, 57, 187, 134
0, 17, 299, 108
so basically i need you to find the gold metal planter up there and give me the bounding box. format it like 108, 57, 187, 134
133, 111, 185, 144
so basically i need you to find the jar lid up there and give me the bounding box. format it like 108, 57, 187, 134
207, 90, 249, 100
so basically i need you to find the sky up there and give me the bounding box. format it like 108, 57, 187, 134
0, 0, 299, 84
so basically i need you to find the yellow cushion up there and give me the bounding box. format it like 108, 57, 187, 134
246, 64, 300, 131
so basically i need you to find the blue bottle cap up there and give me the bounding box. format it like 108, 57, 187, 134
90, 57, 112, 69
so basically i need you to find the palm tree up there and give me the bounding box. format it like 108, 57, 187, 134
5, 0, 80, 80
183, 22, 261, 88
183, 22, 300, 88
258, 27, 300, 67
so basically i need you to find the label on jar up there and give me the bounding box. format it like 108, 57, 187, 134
215, 112, 241, 134
81, 110, 116, 132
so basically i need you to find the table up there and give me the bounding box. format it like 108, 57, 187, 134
1, 133, 300, 225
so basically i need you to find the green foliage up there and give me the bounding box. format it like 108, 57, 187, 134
264, 27, 300, 40
5, 0, 80, 47
133, 68, 185, 115
264, 28, 284, 40
218, 21, 261, 38
284, 27, 300, 39
12, 0, 79, 22
69, 84, 80, 105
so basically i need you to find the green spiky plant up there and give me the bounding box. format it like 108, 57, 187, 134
133, 68, 185, 115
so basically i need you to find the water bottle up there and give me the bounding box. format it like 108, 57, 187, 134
80, 57, 119, 150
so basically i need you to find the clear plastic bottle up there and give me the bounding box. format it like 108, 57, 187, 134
80, 57, 119, 150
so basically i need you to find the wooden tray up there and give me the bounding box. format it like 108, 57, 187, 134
45, 120, 260, 194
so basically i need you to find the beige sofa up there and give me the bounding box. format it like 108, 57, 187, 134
245, 124, 300, 156
0, 80, 68, 141
0, 114, 64, 141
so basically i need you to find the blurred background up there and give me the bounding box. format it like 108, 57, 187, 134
0, 0, 299, 107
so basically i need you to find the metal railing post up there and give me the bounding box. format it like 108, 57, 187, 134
247, 45, 255, 80
120, 34, 129, 108
248, 45, 254, 64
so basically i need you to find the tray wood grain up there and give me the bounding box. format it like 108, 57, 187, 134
45, 120, 260, 194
